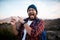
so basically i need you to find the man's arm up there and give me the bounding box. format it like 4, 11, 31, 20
10, 17, 21, 36
24, 20, 44, 37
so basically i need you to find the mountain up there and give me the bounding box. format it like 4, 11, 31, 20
0, 16, 19, 24
0, 16, 60, 24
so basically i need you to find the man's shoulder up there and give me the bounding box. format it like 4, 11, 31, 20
36, 18, 42, 21
37, 18, 44, 23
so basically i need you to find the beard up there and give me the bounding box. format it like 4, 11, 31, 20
29, 15, 36, 20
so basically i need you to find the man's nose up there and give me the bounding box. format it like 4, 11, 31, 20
29, 11, 34, 14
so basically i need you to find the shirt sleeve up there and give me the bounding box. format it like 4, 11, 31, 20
30, 20, 44, 37
16, 21, 21, 31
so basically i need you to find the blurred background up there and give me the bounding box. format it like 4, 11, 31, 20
0, 0, 60, 40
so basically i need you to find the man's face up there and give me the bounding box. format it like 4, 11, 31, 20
27, 8, 37, 20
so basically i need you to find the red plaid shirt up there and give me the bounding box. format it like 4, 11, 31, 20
17, 17, 44, 40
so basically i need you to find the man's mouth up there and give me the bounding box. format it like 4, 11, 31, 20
29, 13, 35, 19
30, 15, 34, 17
29, 14, 34, 19
29, 14, 34, 16
30, 14, 34, 17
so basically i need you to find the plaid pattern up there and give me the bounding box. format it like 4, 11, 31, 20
17, 17, 44, 40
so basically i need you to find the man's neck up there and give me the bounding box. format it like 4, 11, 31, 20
28, 17, 37, 21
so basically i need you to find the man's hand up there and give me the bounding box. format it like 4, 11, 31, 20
10, 17, 18, 35
10, 17, 16, 26
18, 16, 24, 24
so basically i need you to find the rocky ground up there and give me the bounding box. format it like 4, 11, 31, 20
0, 18, 60, 40
45, 18, 60, 40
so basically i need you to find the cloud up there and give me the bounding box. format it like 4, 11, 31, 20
0, 0, 60, 19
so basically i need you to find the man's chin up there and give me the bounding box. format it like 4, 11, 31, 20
29, 17, 34, 20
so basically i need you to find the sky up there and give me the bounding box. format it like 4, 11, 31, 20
0, 0, 60, 19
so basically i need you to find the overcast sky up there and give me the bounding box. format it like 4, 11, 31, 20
0, 0, 60, 19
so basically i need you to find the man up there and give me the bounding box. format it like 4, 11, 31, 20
11, 4, 46, 40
